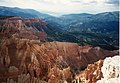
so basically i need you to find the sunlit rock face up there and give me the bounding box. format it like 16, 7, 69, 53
97, 56, 120, 83
0, 37, 118, 83
0, 16, 47, 40
73, 60, 104, 83
0, 16, 119, 83
48, 66, 71, 83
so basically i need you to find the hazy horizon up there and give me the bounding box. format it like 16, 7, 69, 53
0, 0, 119, 16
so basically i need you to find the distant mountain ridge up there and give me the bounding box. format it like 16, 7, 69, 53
0, 6, 119, 83
0, 6, 119, 50
0, 6, 51, 18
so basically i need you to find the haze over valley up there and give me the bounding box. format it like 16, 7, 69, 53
0, 6, 119, 50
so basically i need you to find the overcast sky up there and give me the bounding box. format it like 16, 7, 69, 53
0, 0, 119, 16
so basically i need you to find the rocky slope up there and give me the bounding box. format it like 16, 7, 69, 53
73, 60, 104, 83
97, 56, 120, 83
0, 37, 118, 83
73, 55, 120, 83
0, 16, 47, 40
0, 7, 119, 50
0, 16, 118, 83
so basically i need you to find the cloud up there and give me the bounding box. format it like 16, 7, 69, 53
70, 0, 82, 3
0, 0, 8, 2
105, 0, 119, 6
0, 0, 119, 16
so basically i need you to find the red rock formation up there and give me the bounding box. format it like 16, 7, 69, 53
73, 60, 104, 83
0, 37, 117, 83
0, 16, 47, 40
48, 66, 72, 83
24, 18, 47, 25
0, 16, 118, 83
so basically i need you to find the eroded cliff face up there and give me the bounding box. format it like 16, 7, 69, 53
0, 16, 118, 83
73, 55, 120, 83
0, 37, 118, 83
73, 60, 104, 83
97, 56, 120, 83
0, 16, 47, 40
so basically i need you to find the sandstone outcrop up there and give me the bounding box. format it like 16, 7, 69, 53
0, 16, 118, 83
0, 16, 47, 40
0, 37, 118, 83
73, 55, 120, 83
73, 60, 103, 83
97, 56, 120, 83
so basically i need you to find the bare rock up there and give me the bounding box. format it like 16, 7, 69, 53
0, 37, 117, 83
8, 66, 19, 73
73, 60, 103, 83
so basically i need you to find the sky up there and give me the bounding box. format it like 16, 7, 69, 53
0, 0, 119, 16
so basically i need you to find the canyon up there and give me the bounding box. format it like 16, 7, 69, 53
0, 16, 119, 83
0, 37, 118, 83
